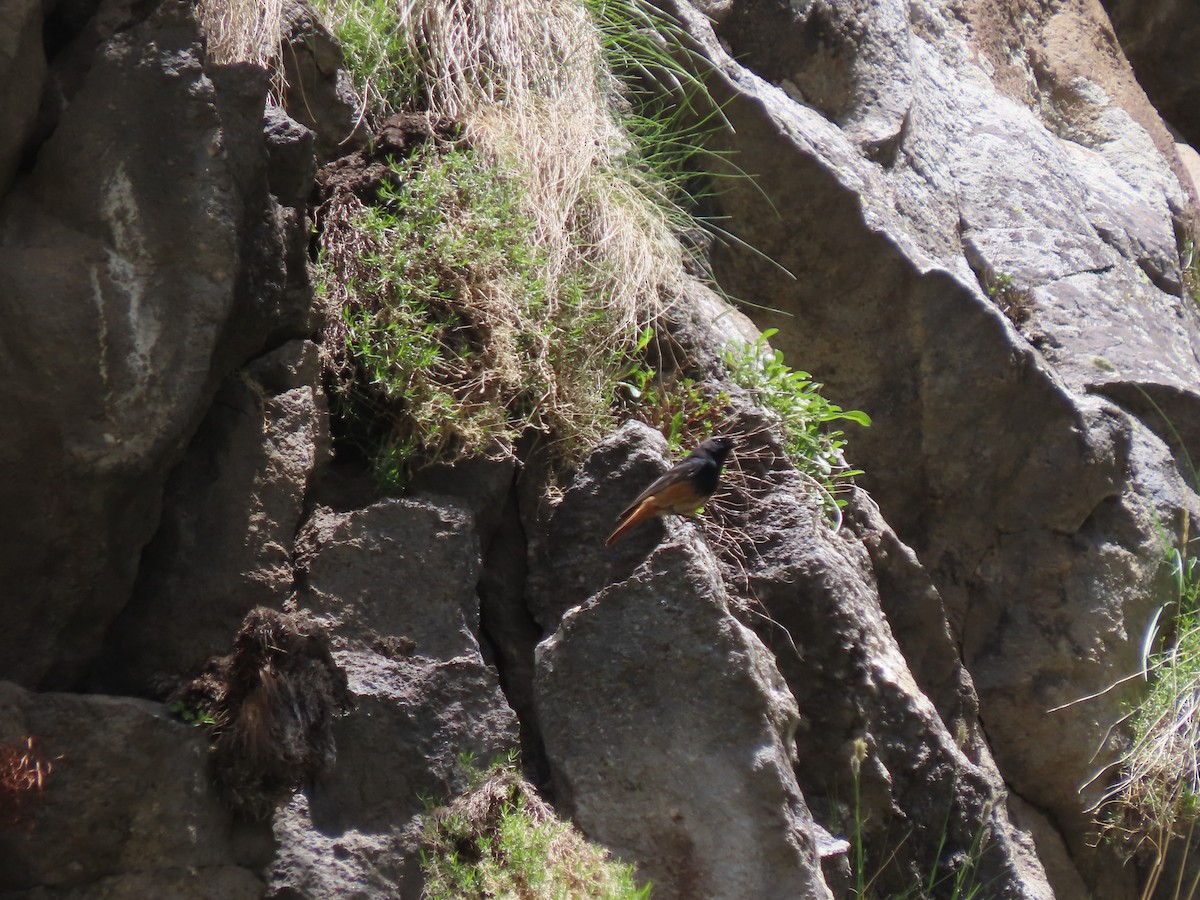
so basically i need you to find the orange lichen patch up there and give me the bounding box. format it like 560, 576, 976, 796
0, 737, 54, 826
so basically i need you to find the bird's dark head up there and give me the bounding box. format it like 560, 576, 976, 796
696, 436, 734, 466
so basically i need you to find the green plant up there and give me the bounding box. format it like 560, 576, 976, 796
421, 754, 650, 900
167, 700, 219, 727
984, 271, 1033, 327
1096, 519, 1200, 899
322, 141, 634, 486
723, 329, 870, 509
313, 0, 734, 483
844, 739, 992, 900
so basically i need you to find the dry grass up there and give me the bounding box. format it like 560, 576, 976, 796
197, 0, 285, 68
312, 0, 705, 481
0, 736, 53, 826
1087, 533, 1200, 899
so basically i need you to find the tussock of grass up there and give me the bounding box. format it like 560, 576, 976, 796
421, 758, 650, 899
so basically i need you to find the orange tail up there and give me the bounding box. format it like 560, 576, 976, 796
604, 501, 660, 547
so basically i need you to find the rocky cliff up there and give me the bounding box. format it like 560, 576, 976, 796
0, 0, 1198, 898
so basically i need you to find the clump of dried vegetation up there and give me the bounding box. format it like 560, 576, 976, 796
0, 736, 54, 826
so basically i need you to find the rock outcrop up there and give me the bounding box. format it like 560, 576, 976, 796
1, 0, 1199, 897
668, 0, 1200, 894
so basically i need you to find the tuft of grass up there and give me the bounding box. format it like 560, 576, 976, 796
1095, 521, 1200, 899
985, 271, 1033, 328
723, 329, 870, 510
421, 754, 650, 900
197, 0, 285, 69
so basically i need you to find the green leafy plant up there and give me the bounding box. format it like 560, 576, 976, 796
167, 700, 219, 727
312, 0, 733, 484
323, 141, 631, 486
984, 270, 1033, 327
421, 754, 650, 900
723, 329, 870, 509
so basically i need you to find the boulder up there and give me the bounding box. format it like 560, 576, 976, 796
94, 341, 327, 696
0, 680, 263, 897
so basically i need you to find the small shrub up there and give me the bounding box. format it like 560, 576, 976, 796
723, 329, 870, 509
321, 141, 629, 486
421, 755, 650, 899
985, 271, 1033, 327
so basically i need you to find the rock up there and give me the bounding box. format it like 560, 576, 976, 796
528, 422, 833, 899
0, 0, 311, 688
93, 341, 327, 696
667, 1, 1200, 894
524, 422, 682, 630
535, 533, 832, 899
296, 498, 485, 661
271, 497, 519, 896
263, 105, 318, 207
0, 680, 263, 897
279, 0, 369, 162
0, 0, 45, 191
1101, 0, 1200, 147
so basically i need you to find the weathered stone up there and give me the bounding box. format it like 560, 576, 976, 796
94, 341, 326, 695
263, 105, 318, 207
667, 1, 1200, 894
528, 421, 833, 899
0, 680, 264, 897
279, 0, 369, 163
536, 533, 832, 900
0, 0, 45, 191
272, 497, 519, 897
297, 498, 484, 661
0, 0, 310, 688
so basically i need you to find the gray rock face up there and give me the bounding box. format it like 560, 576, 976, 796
0, 0, 44, 191
529, 423, 832, 898
536, 539, 832, 899
0, 0, 311, 689
0, 680, 264, 897
669, 1, 1200, 894
272, 497, 519, 897
95, 341, 327, 695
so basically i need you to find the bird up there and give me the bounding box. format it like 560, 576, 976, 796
604, 436, 734, 547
